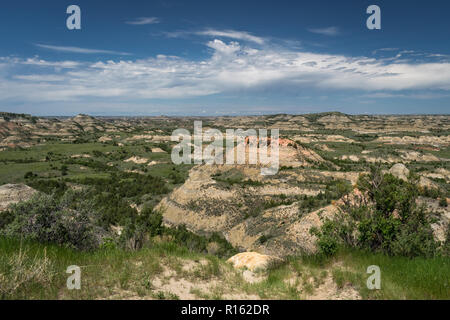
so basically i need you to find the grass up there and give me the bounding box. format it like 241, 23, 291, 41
2, 238, 448, 300
0, 162, 56, 184
0, 139, 191, 198
0, 237, 189, 299
0, 142, 118, 162
0, 140, 167, 176
335, 249, 450, 299
429, 146, 450, 160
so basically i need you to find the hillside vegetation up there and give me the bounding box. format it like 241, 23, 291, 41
0, 112, 449, 300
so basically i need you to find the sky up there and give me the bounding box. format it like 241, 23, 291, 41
0, 0, 449, 116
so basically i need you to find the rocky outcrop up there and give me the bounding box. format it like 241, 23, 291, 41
418, 176, 439, 190
0, 184, 37, 211
156, 164, 351, 257
227, 252, 280, 271
389, 163, 410, 181
388, 164, 440, 190
124, 156, 149, 164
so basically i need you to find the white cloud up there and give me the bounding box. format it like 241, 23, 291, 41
363, 92, 450, 99
163, 28, 266, 44
126, 17, 160, 25
0, 56, 80, 69
13, 74, 65, 82
372, 48, 399, 55
36, 44, 131, 55
1, 37, 450, 104
308, 26, 340, 36
207, 39, 241, 55
195, 29, 265, 44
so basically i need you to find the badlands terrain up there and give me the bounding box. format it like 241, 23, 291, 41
0, 111, 449, 300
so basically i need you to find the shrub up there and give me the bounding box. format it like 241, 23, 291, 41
310, 222, 339, 257
65, 172, 169, 227
27, 179, 68, 198
298, 179, 351, 215
24, 171, 35, 179
165, 225, 236, 258
60, 165, 68, 176
166, 225, 208, 253
258, 234, 273, 244
1, 191, 105, 250
169, 171, 185, 184
312, 165, 439, 258
316, 233, 338, 257
120, 207, 163, 250
443, 225, 450, 257
91, 150, 104, 158
421, 187, 442, 199
155, 142, 171, 153
0, 210, 14, 230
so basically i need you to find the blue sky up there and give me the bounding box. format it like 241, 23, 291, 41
0, 0, 449, 116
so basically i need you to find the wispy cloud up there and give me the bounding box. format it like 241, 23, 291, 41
195, 29, 265, 44
308, 26, 340, 36
363, 92, 450, 99
163, 28, 266, 44
35, 44, 131, 55
125, 17, 160, 25
372, 48, 399, 55
13, 74, 66, 82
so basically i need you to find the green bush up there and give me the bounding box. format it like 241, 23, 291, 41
165, 225, 236, 258
1, 191, 104, 250
24, 171, 35, 179
312, 165, 440, 258
310, 222, 339, 257
65, 171, 169, 227
0, 210, 14, 230
298, 179, 352, 215
120, 207, 163, 250
169, 171, 185, 184
27, 179, 68, 198
443, 225, 450, 257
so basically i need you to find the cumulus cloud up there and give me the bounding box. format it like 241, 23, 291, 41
1, 37, 450, 104
207, 39, 241, 56
7, 57, 81, 68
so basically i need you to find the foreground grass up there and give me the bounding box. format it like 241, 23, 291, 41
0, 238, 448, 300
334, 249, 450, 300
0, 237, 206, 299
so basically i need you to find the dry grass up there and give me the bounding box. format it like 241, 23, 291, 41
0, 246, 55, 298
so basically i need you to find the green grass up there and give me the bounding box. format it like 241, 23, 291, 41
335, 249, 450, 299
0, 142, 118, 161
429, 146, 450, 160
0, 162, 56, 184
0, 237, 201, 300
2, 238, 448, 300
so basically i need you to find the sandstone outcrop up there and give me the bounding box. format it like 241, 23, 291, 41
227, 252, 280, 271
0, 184, 37, 211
